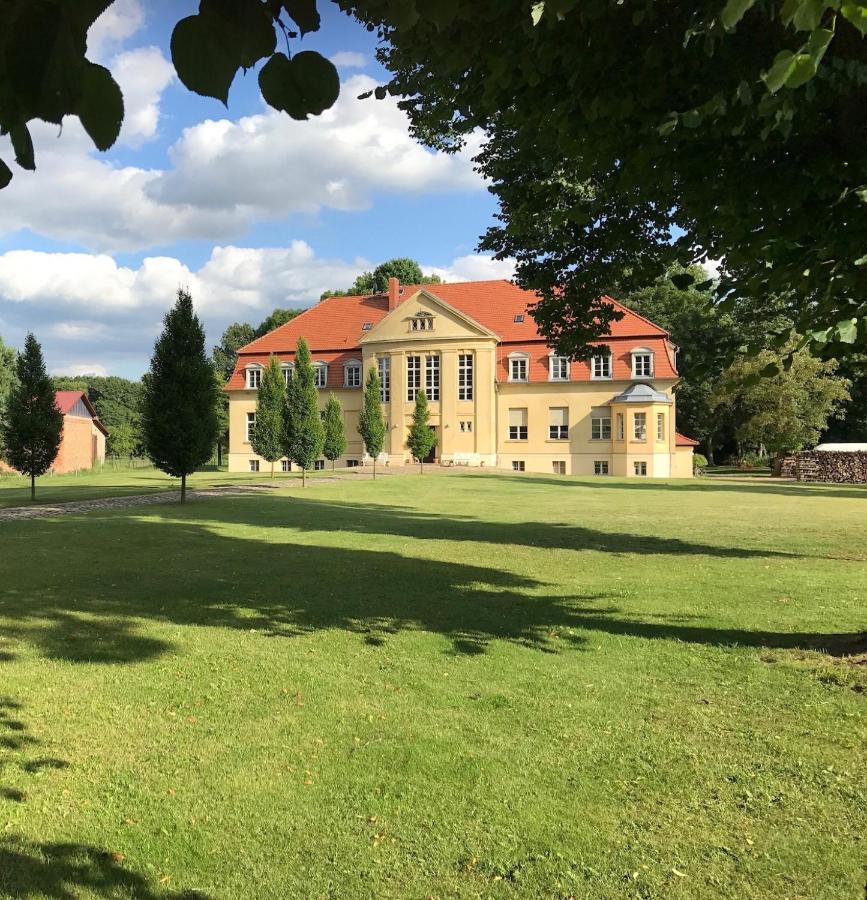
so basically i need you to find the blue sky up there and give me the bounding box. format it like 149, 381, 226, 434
0, 1, 511, 378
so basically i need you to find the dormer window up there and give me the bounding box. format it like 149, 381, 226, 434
313, 362, 328, 388
592, 353, 612, 380
631, 348, 654, 379
344, 359, 362, 388
410, 312, 434, 332
246, 366, 262, 390
514, 314, 525, 323
548, 354, 569, 381
362, 322, 373, 331
508, 352, 529, 382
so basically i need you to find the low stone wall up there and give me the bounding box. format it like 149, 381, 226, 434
777, 451, 867, 483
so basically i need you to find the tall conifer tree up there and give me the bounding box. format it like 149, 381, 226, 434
322, 393, 347, 471
284, 337, 323, 486
1, 333, 63, 500
406, 390, 437, 474
141, 289, 219, 503
251, 355, 287, 478
357, 366, 386, 480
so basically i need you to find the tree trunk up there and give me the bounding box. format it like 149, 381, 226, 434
181, 473, 186, 504
302, 467, 306, 487
420, 458, 423, 475
373, 458, 376, 481
30, 471, 35, 502
332, 459, 335, 472
271, 460, 274, 479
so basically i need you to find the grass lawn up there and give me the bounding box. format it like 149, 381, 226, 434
0, 465, 301, 509
0, 472, 864, 899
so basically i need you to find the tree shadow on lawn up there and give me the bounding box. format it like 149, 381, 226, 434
0, 496, 861, 664
0, 836, 210, 899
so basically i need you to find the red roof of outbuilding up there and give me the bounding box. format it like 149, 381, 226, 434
54, 391, 109, 436
227, 279, 676, 389
675, 432, 700, 447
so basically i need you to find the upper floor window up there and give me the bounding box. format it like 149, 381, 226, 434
246, 367, 262, 390
549, 355, 569, 381
344, 360, 362, 388
548, 407, 569, 440
657, 412, 665, 441
425, 354, 440, 401
313, 363, 328, 388
378, 356, 390, 402
592, 353, 612, 380
616, 413, 625, 440
281, 364, 293, 387
508, 407, 528, 441
407, 355, 421, 401
634, 412, 647, 441
458, 353, 474, 401
508, 353, 529, 382
410, 313, 434, 332
246, 411, 256, 442
632, 348, 654, 379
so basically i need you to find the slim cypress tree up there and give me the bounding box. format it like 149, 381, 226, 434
284, 337, 323, 486
322, 393, 347, 471
251, 355, 286, 478
357, 366, 386, 480
141, 289, 219, 503
1, 333, 63, 500
406, 390, 437, 474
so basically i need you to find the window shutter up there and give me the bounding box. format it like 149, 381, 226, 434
549, 407, 568, 427
509, 408, 527, 427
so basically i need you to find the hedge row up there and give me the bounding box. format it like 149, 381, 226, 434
777, 451, 867, 483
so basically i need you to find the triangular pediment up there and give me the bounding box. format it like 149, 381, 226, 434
360, 289, 499, 344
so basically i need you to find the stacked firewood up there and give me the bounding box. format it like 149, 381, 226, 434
784, 451, 867, 484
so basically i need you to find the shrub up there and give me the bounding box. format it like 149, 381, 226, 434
693, 453, 708, 470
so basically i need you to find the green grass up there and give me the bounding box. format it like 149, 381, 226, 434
0, 465, 300, 509
0, 473, 864, 899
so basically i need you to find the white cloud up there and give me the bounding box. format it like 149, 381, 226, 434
0, 75, 484, 253
53, 363, 109, 378
427, 254, 516, 283
0, 246, 512, 375
330, 51, 367, 69
112, 47, 175, 144
88, 0, 145, 61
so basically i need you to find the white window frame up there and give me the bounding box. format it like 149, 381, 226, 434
634, 461, 648, 476
378, 356, 390, 402
631, 348, 654, 379
406, 355, 421, 401
591, 414, 612, 441
313, 459, 326, 471
591, 353, 612, 380
425, 354, 440, 401
281, 459, 291, 472
616, 413, 625, 441
512, 460, 526, 472
594, 460, 609, 475
313, 363, 328, 389
552, 461, 566, 475
410, 314, 434, 332
246, 366, 262, 390
548, 407, 569, 441
508, 408, 528, 441
249, 459, 260, 473
508, 353, 529, 383
657, 412, 665, 441
634, 412, 647, 441
548, 355, 569, 381
458, 353, 474, 401
281, 364, 293, 387
246, 411, 256, 443
343, 360, 362, 388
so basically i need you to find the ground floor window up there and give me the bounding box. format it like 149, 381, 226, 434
314, 460, 325, 471
512, 460, 525, 472
460, 420, 473, 432
634, 461, 648, 476
249, 459, 260, 473
552, 461, 566, 475
281, 460, 291, 472
346, 459, 359, 467
594, 460, 609, 475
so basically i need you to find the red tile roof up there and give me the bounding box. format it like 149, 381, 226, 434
675, 432, 700, 447
54, 391, 109, 435
227, 280, 676, 389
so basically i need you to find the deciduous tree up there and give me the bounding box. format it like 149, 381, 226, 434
0, 334, 63, 500
252, 356, 287, 477
322, 393, 347, 470
320, 258, 442, 299
0, 335, 17, 460
141, 289, 220, 502
406, 390, 436, 473
357, 366, 386, 479
284, 337, 323, 486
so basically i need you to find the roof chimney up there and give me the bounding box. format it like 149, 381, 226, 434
388, 276, 400, 311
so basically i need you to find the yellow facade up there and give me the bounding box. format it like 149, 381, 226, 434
227, 289, 693, 477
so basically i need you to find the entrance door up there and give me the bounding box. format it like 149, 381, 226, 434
424, 426, 437, 463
